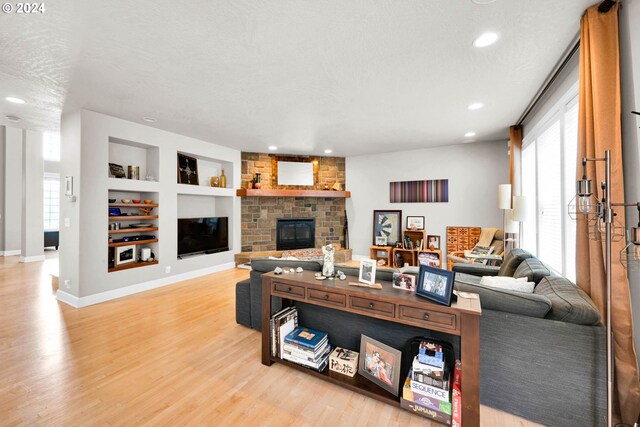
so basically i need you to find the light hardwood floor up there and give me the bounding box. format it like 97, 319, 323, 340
0, 254, 541, 426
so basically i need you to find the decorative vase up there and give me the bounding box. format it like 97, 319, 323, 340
254, 173, 262, 189
127, 165, 139, 180
210, 176, 219, 187
219, 169, 227, 188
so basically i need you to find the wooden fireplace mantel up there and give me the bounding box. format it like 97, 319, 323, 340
236, 189, 351, 198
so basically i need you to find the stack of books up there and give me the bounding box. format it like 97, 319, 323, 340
282, 327, 331, 372
270, 307, 298, 358
400, 341, 455, 425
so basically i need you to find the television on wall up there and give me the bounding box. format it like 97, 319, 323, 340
177, 217, 229, 257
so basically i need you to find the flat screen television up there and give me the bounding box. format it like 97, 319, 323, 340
177, 217, 229, 257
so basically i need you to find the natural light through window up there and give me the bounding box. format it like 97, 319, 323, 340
43, 173, 60, 231
522, 85, 578, 281
43, 132, 60, 162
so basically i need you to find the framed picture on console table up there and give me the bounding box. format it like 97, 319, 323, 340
359, 335, 402, 396
373, 210, 402, 246
416, 264, 455, 306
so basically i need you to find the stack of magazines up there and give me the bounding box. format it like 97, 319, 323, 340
282, 327, 331, 372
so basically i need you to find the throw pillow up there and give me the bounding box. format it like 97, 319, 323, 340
480, 276, 535, 293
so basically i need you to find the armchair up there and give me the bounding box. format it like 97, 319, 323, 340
446, 228, 504, 270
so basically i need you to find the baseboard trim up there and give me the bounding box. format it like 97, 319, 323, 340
56, 290, 81, 308
56, 261, 236, 308
19, 255, 46, 263
1, 250, 21, 257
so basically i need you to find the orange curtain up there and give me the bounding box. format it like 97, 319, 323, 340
578, 3, 640, 424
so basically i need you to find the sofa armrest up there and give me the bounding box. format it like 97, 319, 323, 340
454, 279, 552, 318
452, 263, 500, 276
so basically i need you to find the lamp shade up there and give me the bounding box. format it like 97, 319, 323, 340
512, 196, 529, 222
498, 184, 512, 210
505, 209, 519, 233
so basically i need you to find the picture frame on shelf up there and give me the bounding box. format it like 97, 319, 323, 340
392, 273, 416, 292
115, 245, 137, 267
359, 335, 401, 396
427, 235, 441, 250
406, 216, 425, 230
416, 264, 455, 306
375, 236, 388, 246
373, 210, 402, 246
358, 259, 377, 285
109, 163, 126, 179
177, 153, 199, 185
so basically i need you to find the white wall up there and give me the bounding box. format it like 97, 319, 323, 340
346, 141, 509, 258
59, 110, 241, 304
3, 127, 23, 254
619, 0, 640, 369
20, 130, 44, 262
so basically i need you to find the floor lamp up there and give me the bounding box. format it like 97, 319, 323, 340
498, 184, 514, 252
567, 150, 640, 427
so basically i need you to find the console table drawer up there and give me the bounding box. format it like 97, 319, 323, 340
349, 296, 395, 318
308, 289, 346, 307
272, 282, 305, 299
399, 305, 457, 331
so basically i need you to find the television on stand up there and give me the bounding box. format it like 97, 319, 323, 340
177, 217, 229, 257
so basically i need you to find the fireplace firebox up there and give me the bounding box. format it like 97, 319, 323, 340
276, 218, 315, 250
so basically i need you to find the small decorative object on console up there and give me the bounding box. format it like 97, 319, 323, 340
274, 267, 284, 275
322, 244, 335, 277
392, 273, 416, 291
296, 267, 304, 273
416, 264, 455, 306
329, 347, 359, 377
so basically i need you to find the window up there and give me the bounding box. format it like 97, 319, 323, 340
43, 132, 60, 162
522, 85, 578, 281
44, 173, 60, 231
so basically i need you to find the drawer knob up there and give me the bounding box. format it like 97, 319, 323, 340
324, 294, 329, 300
423, 313, 430, 321
368, 303, 374, 309
288, 287, 292, 292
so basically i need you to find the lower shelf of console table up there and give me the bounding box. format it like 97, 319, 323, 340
261, 270, 481, 427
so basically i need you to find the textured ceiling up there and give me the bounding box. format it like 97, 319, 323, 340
0, 0, 597, 156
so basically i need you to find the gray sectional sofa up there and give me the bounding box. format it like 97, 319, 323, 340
235, 250, 606, 426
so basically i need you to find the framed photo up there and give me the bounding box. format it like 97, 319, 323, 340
373, 210, 402, 246
109, 163, 126, 178
392, 273, 416, 291
359, 259, 377, 285
427, 235, 441, 250
416, 264, 456, 306
359, 335, 402, 396
115, 245, 137, 266
375, 236, 388, 246
406, 216, 425, 230
177, 153, 199, 185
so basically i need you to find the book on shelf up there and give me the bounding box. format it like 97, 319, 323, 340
402, 370, 452, 425
400, 398, 451, 426
409, 375, 451, 403
282, 341, 331, 362
412, 358, 450, 390
270, 307, 298, 358
282, 346, 331, 371
284, 327, 328, 351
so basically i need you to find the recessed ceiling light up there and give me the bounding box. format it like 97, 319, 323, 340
324, 149, 333, 154
268, 145, 277, 151
5, 115, 21, 122
473, 32, 499, 48
5, 96, 26, 104
464, 131, 476, 137
468, 102, 484, 110
142, 116, 156, 123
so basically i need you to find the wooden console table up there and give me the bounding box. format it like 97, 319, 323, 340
261, 270, 481, 427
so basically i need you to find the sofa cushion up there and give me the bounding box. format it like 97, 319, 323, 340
513, 258, 552, 285
479, 276, 535, 293
534, 277, 601, 325
454, 276, 552, 318
497, 248, 534, 277
250, 258, 323, 273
